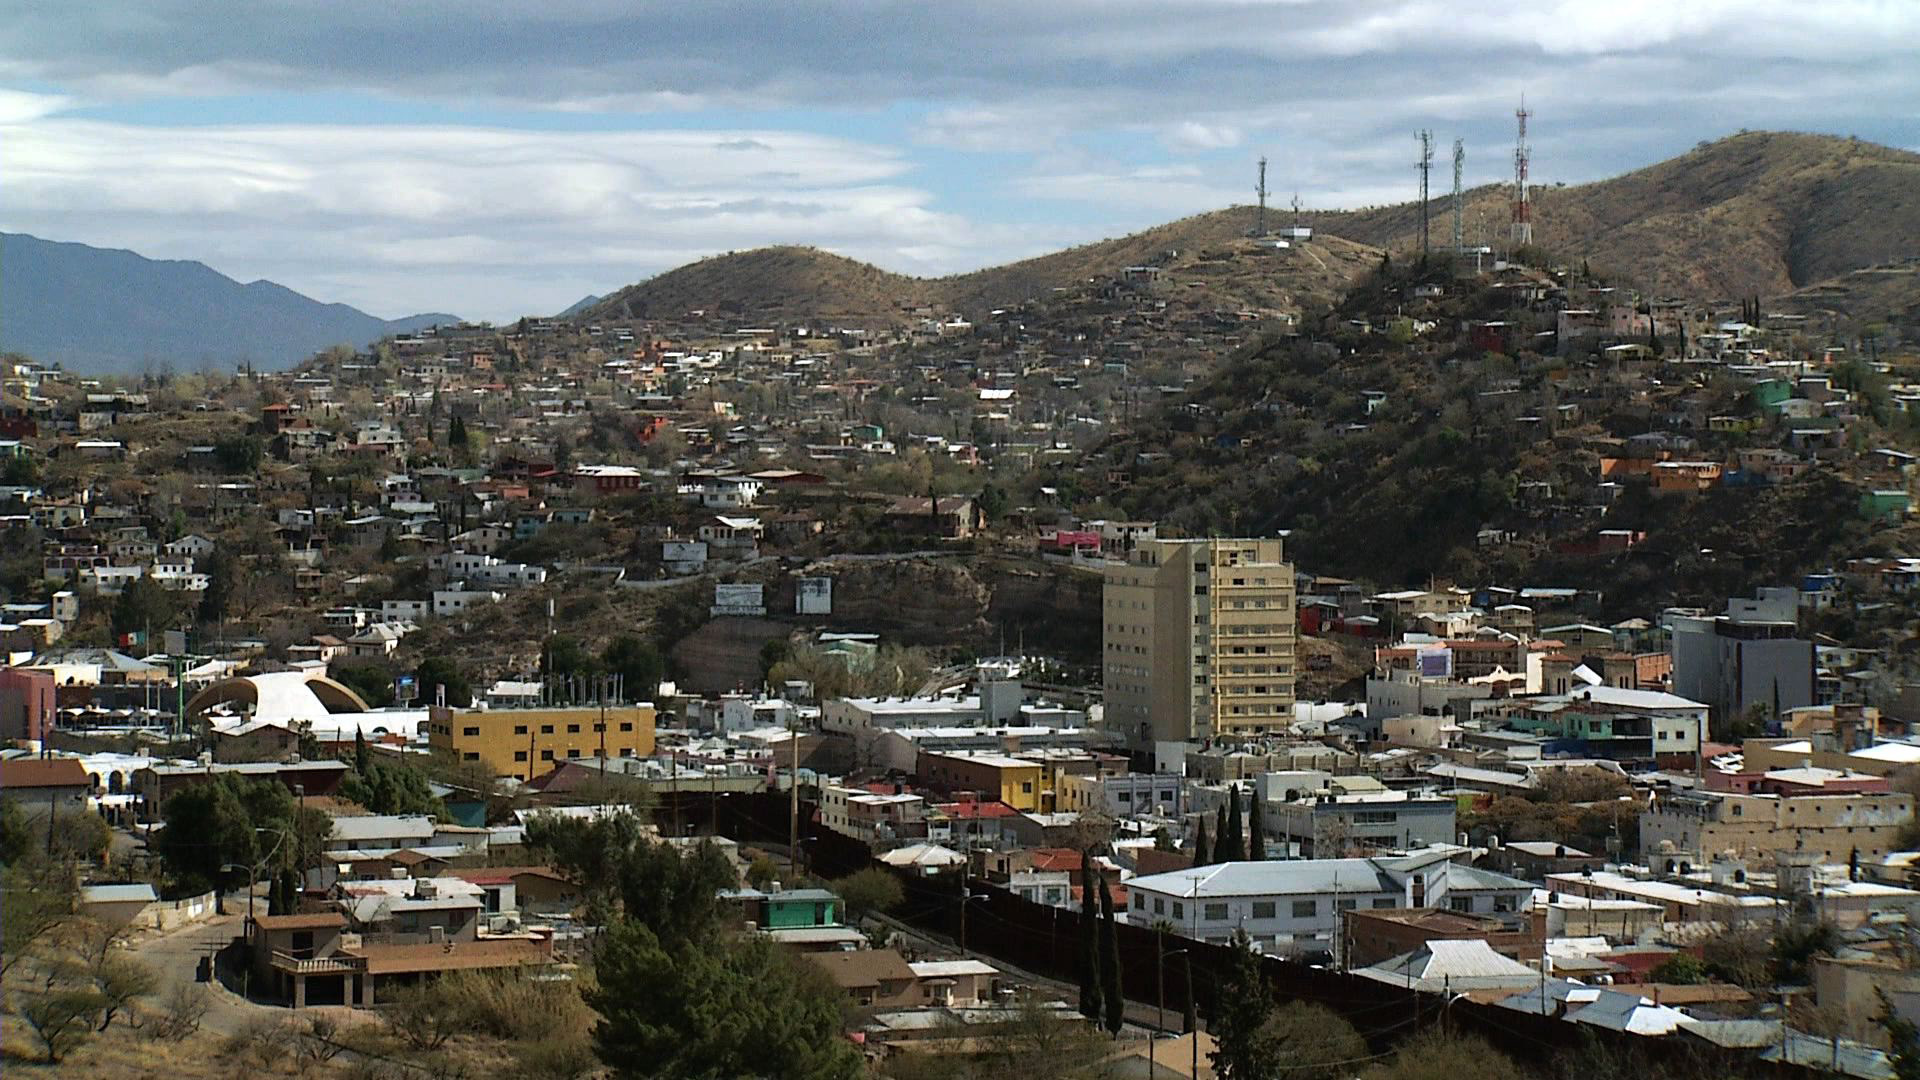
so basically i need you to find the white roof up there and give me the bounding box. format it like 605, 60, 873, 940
326, 814, 438, 845
1567, 685, 1705, 711
910, 960, 998, 979
1852, 742, 1920, 764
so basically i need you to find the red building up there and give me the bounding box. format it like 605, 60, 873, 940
0, 667, 56, 743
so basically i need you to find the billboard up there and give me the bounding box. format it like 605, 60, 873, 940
795, 577, 832, 615
711, 583, 766, 617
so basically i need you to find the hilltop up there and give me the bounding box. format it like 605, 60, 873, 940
0, 232, 458, 374
1315, 131, 1920, 301
582, 218, 1380, 326
579, 133, 1920, 331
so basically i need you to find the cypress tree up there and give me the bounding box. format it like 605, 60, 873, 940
1193, 817, 1212, 867
1099, 876, 1124, 1036
1219, 797, 1245, 863
1248, 798, 1266, 861
1078, 861, 1103, 1022
354, 728, 370, 776
1214, 803, 1228, 859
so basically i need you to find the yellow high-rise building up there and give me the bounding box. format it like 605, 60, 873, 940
1103, 537, 1296, 754
426, 704, 656, 782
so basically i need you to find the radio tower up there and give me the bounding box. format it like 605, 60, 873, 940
1416, 131, 1433, 260
1254, 156, 1270, 236
1451, 138, 1465, 256
1511, 101, 1533, 248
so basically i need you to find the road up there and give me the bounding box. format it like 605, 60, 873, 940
131, 905, 262, 1035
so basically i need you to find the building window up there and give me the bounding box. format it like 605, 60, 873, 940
1133, 894, 1145, 910
1336, 898, 1357, 912
1372, 898, 1396, 909
540, 725, 554, 734
1172, 902, 1184, 919
514, 750, 528, 762
1251, 901, 1276, 919
1449, 897, 1473, 912
462, 726, 480, 737
619, 747, 634, 757
1204, 903, 1228, 921
463, 751, 480, 761
1154, 899, 1166, 915
594, 723, 606, 733
1291, 900, 1317, 918
567, 748, 581, 758
541, 749, 554, 760
567, 724, 581, 734
619, 722, 634, 732
513, 725, 528, 735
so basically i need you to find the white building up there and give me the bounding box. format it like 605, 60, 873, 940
1124, 850, 1534, 960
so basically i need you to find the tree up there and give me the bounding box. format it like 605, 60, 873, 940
1208, 930, 1277, 1080
0, 796, 29, 864
589, 922, 864, 1080
1363, 1028, 1529, 1080
414, 655, 473, 708
341, 759, 443, 818
1098, 876, 1124, 1036
18, 990, 106, 1062
833, 867, 904, 922
212, 434, 262, 474
1218, 795, 1245, 863
1649, 953, 1708, 985
157, 773, 329, 896
1877, 988, 1920, 1080
332, 663, 397, 708
1262, 1001, 1367, 1080
1214, 804, 1231, 861
1248, 799, 1266, 861
111, 575, 178, 638
977, 482, 1008, 522
1772, 918, 1839, 984
1193, 818, 1212, 867
354, 728, 371, 776
746, 854, 781, 890
198, 546, 239, 623
1078, 861, 1103, 1022
603, 636, 665, 700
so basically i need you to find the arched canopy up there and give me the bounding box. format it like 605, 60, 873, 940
186, 670, 371, 721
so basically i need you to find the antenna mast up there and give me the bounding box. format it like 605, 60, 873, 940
1511, 101, 1533, 249
1254, 156, 1270, 236
1451, 138, 1465, 257
1416, 130, 1433, 260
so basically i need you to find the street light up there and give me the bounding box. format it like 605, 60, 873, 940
1153, 942, 1190, 1080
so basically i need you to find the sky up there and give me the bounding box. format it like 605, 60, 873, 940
3, 1, 1917, 323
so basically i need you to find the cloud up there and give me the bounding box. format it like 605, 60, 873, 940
2, 2, 1918, 322
0, 113, 1017, 320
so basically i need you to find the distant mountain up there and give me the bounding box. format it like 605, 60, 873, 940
556, 294, 601, 318
0, 232, 459, 374
1312, 131, 1920, 301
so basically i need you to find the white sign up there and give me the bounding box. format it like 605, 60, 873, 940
711, 583, 765, 617
795, 576, 832, 615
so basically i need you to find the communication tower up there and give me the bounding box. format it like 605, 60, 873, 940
1416, 130, 1433, 260
1451, 138, 1465, 256
1511, 102, 1534, 248
1254, 156, 1270, 236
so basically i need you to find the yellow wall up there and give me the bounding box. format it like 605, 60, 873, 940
920, 753, 1044, 812
426, 705, 656, 782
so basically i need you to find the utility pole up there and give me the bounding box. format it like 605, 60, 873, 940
1416, 130, 1434, 261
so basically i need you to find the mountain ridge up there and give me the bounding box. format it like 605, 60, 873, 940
583, 131, 1920, 326
0, 232, 458, 374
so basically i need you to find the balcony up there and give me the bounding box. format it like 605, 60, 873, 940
270, 951, 366, 975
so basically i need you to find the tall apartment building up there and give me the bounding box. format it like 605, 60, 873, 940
1103, 537, 1296, 754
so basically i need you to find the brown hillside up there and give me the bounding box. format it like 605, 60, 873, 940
586, 211, 1380, 326
1314, 131, 1920, 301
586, 245, 931, 324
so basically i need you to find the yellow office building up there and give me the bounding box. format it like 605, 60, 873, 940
426, 704, 657, 782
